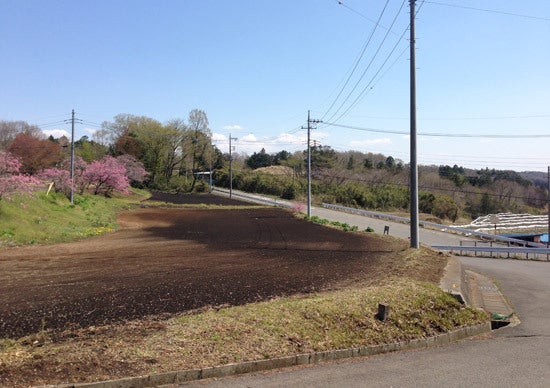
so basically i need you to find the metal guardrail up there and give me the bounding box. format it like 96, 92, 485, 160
213, 188, 293, 208
321, 203, 546, 248
432, 245, 550, 260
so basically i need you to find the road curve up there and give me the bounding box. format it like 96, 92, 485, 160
182, 203, 549, 387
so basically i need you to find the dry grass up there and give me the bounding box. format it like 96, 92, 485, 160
0, 276, 487, 387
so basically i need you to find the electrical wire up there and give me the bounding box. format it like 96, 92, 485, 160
324, 0, 407, 124
327, 0, 427, 124
322, 0, 391, 121
336, 113, 550, 121
324, 121, 550, 138
424, 1, 550, 22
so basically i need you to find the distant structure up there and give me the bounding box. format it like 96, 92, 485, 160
501, 233, 547, 244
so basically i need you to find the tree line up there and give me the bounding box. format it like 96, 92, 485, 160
0, 109, 218, 199
1, 114, 547, 222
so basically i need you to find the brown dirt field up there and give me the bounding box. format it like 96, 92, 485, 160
0, 193, 411, 339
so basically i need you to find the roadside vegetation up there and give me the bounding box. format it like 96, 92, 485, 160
219, 148, 548, 222
0, 190, 149, 246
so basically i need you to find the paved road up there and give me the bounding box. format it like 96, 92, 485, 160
311, 206, 470, 246
184, 258, 549, 388
183, 204, 550, 387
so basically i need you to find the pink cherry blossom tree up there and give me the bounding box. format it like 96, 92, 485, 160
59, 156, 89, 195
82, 156, 130, 196
0, 151, 40, 200
38, 156, 89, 197
37, 168, 71, 196
116, 154, 148, 185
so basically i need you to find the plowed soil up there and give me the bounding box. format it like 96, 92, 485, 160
0, 193, 407, 339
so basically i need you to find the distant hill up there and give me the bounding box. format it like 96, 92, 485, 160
519, 171, 548, 189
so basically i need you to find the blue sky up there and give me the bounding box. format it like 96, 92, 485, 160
1, 0, 549, 171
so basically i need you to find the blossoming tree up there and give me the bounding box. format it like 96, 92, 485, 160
0, 151, 40, 200
82, 156, 130, 196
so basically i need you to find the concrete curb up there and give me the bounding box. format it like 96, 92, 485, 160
48, 322, 491, 388
439, 256, 470, 305
439, 255, 516, 330
439, 256, 471, 305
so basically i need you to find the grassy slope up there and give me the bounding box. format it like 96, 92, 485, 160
0, 189, 149, 246
0, 194, 488, 386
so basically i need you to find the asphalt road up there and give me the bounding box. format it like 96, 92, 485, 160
183, 205, 550, 387
311, 206, 470, 246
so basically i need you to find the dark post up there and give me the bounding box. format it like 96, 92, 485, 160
376, 303, 390, 321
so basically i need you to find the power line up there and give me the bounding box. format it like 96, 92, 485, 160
323, 1, 427, 126
322, 0, 391, 121
324, 0, 407, 124
332, 0, 426, 124
324, 121, 550, 138
424, 1, 550, 22
327, 23, 408, 124
338, 113, 550, 121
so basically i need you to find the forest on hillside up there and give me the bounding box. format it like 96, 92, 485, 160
223, 147, 548, 222
1, 117, 547, 222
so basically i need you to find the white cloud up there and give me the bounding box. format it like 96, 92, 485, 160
349, 138, 392, 148
42, 129, 69, 139
83, 127, 97, 136
241, 133, 257, 142
276, 133, 306, 146
212, 133, 227, 141
222, 124, 243, 131
311, 131, 330, 141
212, 130, 334, 155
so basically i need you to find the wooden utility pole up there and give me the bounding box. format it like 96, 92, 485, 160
409, 0, 419, 249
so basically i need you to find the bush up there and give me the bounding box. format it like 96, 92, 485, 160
432, 195, 459, 221
282, 183, 300, 200
168, 175, 192, 193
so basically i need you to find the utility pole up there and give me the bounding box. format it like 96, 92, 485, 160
547, 165, 549, 247
409, 0, 419, 249
302, 110, 322, 217
229, 134, 237, 199
70, 109, 75, 204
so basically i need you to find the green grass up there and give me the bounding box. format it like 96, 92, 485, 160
306, 215, 359, 232
0, 189, 150, 247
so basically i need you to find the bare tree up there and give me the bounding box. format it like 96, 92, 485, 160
0, 121, 43, 150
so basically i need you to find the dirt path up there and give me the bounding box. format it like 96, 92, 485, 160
0, 194, 405, 338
